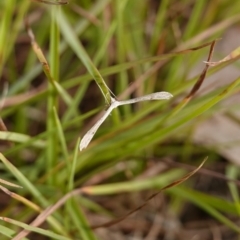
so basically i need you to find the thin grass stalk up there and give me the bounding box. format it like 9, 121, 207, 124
6, 0, 30, 66
183, 0, 208, 40
0, 0, 15, 76
226, 165, 240, 215
47, 6, 60, 184
150, 0, 169, 53
115, 0, 130, 118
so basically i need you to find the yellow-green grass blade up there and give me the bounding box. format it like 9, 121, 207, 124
0, 153, 69, 237
170, 186, 240, 233
68, 138, 80, 192
3, 108, 100, 156
0, 217, 70, 240
53, 107, 69, 161
226, 165, 240, 215
81, 169, 185, 195
0, 132, 45, 148
0, 224, 29, 240
0, 0, 16, 76
66, 198, 97, 240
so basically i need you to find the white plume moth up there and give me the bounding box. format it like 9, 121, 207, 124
79, 91, 173, 151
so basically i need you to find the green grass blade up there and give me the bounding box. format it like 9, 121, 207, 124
150, 0, 169, 53
0, 153, 69, 237
170, 186, 240, 233
68, 138, 80, 192
183, 0, 208, 40
47, 6, 60, 184
0, 224, 25, 239
226, 165, 240, 215
0, 217, 70, 240
0, 0, 15, 75
82, 169, 184, 195
56, 10, 112, 103
0, 131, 45, 148
53, 107, 69, 160
67, 198, 97, 240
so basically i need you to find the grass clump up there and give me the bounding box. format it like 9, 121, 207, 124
1, 0, 240, 239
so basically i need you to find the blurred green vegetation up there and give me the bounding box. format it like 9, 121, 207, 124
0, 0, 240, 239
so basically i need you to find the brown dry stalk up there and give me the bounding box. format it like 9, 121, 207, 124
0, 118, 7, 131
0, 179, 22, 188
1, 84, 46, 109
31, 0, 68, 5
185, 40, 217, 100
205, 45, 240, 67
12, 189, 82, 240
119, 40, 216, 101
162, 157, 240, 188
13, 159, 206, 238
90, 157, 207, 229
